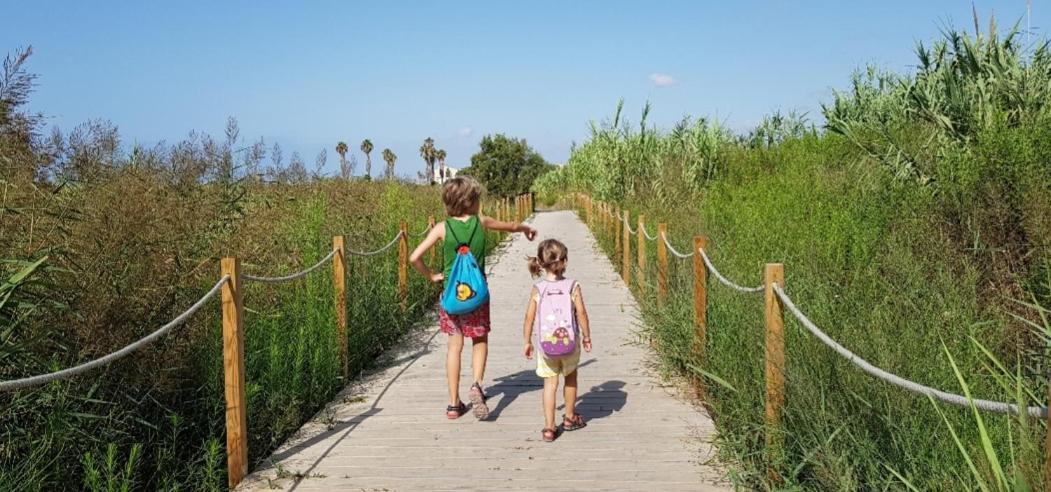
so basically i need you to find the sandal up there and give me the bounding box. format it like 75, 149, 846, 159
446, 402, 467, 419
541, 427, 558, 442
469, 383, 490, 420
562, 413, 587, 431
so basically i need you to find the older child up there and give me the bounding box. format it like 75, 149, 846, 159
522, 239, 592, 442
410, 177, 537, 419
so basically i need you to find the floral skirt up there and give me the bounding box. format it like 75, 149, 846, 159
438, 298, 491, 339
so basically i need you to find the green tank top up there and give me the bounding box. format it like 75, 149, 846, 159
443, 216, 486, 278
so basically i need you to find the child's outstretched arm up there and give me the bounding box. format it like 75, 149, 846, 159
572, 284, 592, 352
523, 287, 538, 359
409, 224, 445, 283
480, 214, 537, 241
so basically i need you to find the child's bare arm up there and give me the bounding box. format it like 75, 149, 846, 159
572, 284, 592, 352
409, 225, 444, 282
523, 288, 538, 358
480, 214, 537, 240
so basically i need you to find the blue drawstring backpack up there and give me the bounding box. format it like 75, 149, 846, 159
441, 218, 489, 315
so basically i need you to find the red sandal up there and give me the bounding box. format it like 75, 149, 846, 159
446, 402, 467, 419
541, 428, 558, 442
562, 413, 587, 431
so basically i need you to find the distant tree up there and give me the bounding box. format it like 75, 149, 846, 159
335, 141, 350, 179
460, 134, 553, 197
313, 148, 327, 179
267, 142, 284, 181
435, 148, 447, 182
360, 138, 373, 180
288, 151, 307, 183
244, 137, 266, 180
419, 137, 436, 184
382, 148, 397, 179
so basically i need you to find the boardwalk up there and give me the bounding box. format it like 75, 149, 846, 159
239, 210, 730, 491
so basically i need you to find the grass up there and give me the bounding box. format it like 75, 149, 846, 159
536, 22, 1051, 490
570, 133, 1050, 489
0, 168, 467, 489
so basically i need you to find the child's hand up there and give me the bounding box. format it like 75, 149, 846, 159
523, 225, 537, 241
582, 337, 592, 353
524, 342, 534, 359
429, 273, 444, 283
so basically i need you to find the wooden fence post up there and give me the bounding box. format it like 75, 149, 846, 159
399, 221, 409, 311
764, 263, 786, 479
692, 236, 708, 398
637, 214, 646, 292
585, 196, 593, 227
220, 258, 247, 489
621, 210, 631, 284
332, 236, 348, 381
605, 204, 611, 238
657, 223, 668, 306
614, 206, 622, 263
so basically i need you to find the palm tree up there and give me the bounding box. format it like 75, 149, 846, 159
419, 137, 436, 184
360, 139, 374, 180
435, 148, 447, 182
382, 148, 397, 179
335, 141, 350, 179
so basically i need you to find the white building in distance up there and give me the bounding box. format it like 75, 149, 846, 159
435, 166, 458, 184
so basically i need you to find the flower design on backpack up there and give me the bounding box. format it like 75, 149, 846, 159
456, 282, 476, 301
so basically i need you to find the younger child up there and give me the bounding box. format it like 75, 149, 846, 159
522, 239, 592, 442
410, 176, 537, 420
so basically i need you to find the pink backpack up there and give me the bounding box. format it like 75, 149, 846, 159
535, 278, 579, 358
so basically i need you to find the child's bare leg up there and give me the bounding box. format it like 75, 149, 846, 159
542, 376, 559, 430
446, 334, 464, 405
471, 333, 488, 385
564, 370, 579, 419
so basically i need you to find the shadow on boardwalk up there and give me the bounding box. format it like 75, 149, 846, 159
262, 329, 440, 490
485, 359, 628, 423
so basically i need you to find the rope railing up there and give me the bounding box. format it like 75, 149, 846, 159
623, 214, 637, 235
573, 192, 1051, 479
772, 283, 1047, 418
0, 275, 230, 392
242, 249, 338, 284
641, 224, 658, 241
0, 196, 540, 489
661, 231, 694, 259
348, 230, 405, 257
699, 248, 764, 293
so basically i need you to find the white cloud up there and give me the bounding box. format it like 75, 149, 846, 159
457, 127, 473, 137
649, 73, 678, 87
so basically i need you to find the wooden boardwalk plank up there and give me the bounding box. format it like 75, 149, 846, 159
238, 210, 730, 491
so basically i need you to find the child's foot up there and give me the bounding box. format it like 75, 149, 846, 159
562, 413, 587, 431
541, 428, 558, 442
469, 383, 489, 420
446, 402, 467, 419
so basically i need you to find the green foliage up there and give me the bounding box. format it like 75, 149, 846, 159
532, 99, 736, 205
823, 20, 1051, 184
558, 22, 1051, 490
0, 48, 454, 489
460, 134, 552, 198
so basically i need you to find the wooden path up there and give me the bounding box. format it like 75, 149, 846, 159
239, 210, 730, 491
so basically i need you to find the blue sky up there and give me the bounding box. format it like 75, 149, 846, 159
3, 1, 1045, 176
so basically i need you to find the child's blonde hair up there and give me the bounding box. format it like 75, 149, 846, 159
441, 176, 483, 216
528, 239, 568, 277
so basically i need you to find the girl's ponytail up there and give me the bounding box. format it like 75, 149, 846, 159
527, 256, 543, 278
526, 239, 569, 278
